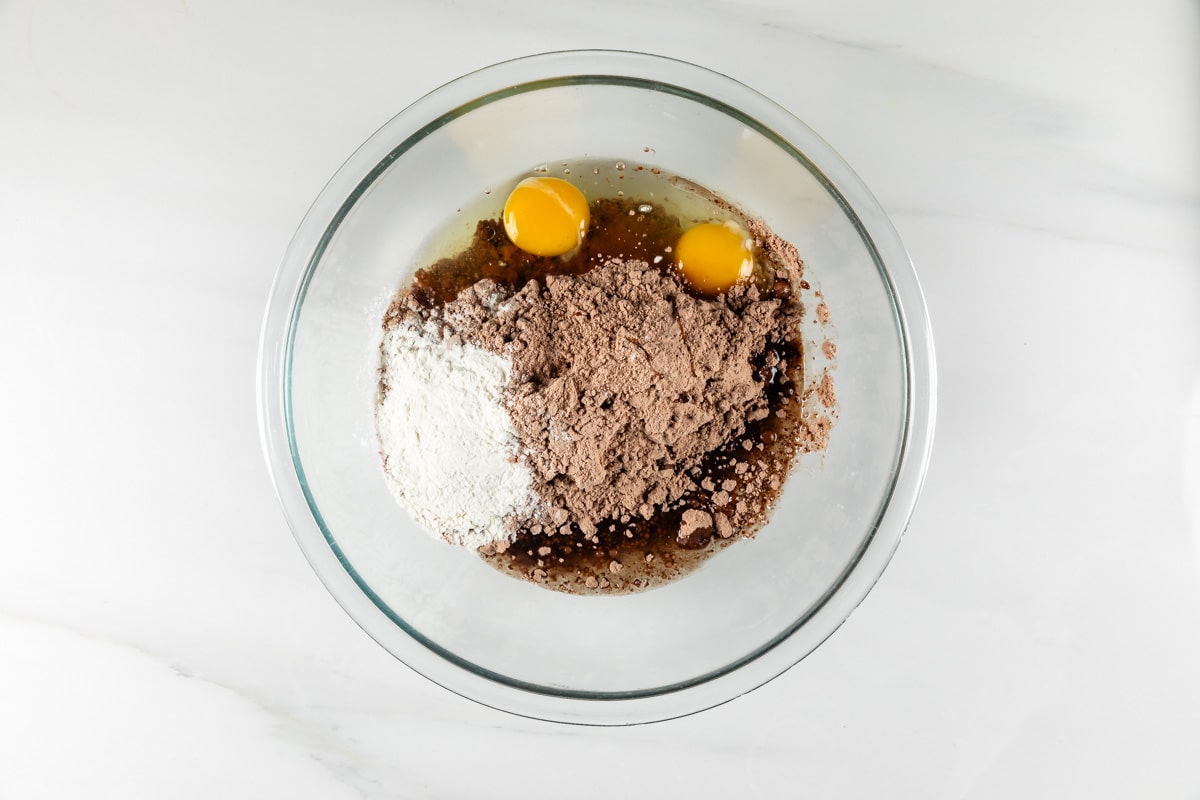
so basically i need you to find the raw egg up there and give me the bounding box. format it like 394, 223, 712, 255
675, 221, 754, 295
502, 177, 590, 257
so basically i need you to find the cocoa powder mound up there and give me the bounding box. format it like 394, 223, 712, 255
399, 258, 802, 530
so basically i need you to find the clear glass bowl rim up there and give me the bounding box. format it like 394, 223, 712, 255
257, 49, 937, 725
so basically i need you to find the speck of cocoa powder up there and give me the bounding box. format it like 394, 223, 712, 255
678, 509, 714, 548
818, 370, 836, 408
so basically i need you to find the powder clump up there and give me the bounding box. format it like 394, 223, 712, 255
389, 258, 802, 531
374, 319, 536, 548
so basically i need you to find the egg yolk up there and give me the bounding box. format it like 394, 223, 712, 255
502, 177, 590, 257
675, 221, 754, 295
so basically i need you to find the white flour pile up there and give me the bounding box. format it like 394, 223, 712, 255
374, 320, 536, 548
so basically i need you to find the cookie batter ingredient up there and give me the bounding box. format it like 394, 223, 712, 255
375, 319, 536, 548
675, 221, 754, 295
502, 176, 590, 257
430, 258, 796, 530
377, 160, 835, 592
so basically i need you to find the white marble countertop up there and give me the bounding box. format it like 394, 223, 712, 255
2, 1, 1197, 797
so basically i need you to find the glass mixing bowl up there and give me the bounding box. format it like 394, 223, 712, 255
258, 50, 935, 725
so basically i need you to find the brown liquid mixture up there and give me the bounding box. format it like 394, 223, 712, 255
411, 198, 687, 308
408, 195, 808, 594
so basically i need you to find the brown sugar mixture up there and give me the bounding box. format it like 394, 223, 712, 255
383, 167, 832, 593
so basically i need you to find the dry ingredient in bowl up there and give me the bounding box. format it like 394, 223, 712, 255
376, 317, 536, 548
374, 160, 834, 593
